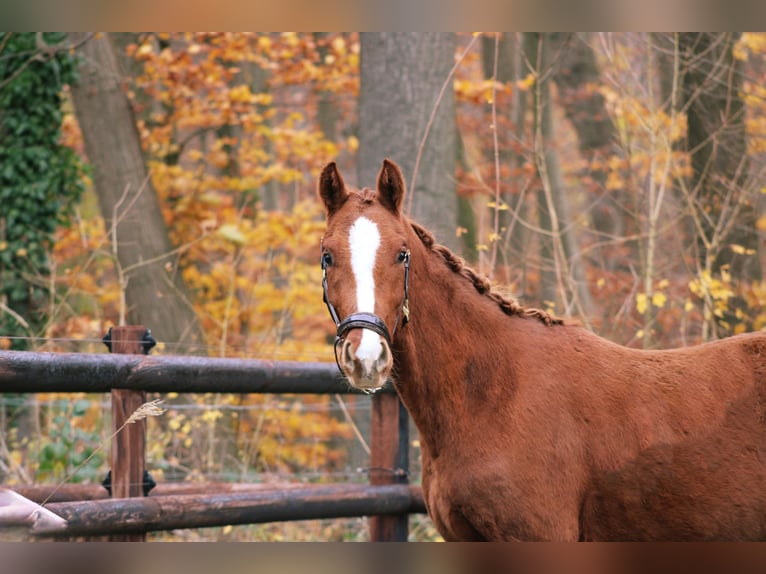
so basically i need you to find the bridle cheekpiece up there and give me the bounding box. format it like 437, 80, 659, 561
321, 247, 411, 375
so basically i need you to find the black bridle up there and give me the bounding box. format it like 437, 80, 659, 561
321, 249, 411, 374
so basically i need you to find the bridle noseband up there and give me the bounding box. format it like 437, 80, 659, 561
321, 249, 411, 374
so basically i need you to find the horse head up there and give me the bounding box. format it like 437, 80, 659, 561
318, 159, 411, 392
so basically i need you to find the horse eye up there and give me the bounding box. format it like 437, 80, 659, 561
322, 252, 334, 267
397, 250, 409, 264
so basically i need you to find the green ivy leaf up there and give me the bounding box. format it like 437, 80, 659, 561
0, 33, 85, 347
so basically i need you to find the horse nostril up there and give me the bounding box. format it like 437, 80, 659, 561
377, 342, 391, 373
342, 339, 355, 368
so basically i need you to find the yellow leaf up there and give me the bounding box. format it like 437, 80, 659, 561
218, 224, 247, 245
517, 73, 536, 91
202, 409, 223, 424
606, 171, 624, 191
487, 201, 509, 210
137, 43, 153, 57
331, 36, 346, 55
758, 215, 766, 231
636, 293, 648, 314
230, 84, 253, 102
652, 292, 667, 308
730, 244, 756, 255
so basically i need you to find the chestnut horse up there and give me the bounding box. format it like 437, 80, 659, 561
318, 158, 766, 541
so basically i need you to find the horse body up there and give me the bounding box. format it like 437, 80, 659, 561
318, 158, 766, 541
393, 239, 765, 540
581, 385, 766, 540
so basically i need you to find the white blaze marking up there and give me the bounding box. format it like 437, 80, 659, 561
349, 216, 382, 360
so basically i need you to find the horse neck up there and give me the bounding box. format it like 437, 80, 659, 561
391, 239, 508, 455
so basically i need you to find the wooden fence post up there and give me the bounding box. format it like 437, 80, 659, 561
104, 325, 153, 542
369, 393, 409, 541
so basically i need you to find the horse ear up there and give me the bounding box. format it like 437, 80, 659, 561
318, 161, 349, 215
377, 158, 406, 214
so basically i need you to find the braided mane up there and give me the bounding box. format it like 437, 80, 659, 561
409, 221, 563, 327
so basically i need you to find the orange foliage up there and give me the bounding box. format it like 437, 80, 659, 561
44, 33, 364, 481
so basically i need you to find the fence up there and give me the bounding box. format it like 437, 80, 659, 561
0, 325, 426, 541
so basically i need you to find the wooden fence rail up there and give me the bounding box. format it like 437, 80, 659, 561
0, 349, 377, 394
40, 485, 425, 537
0, 326, 418, 541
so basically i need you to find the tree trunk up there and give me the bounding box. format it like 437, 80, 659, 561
548, 33, 628, 248
314, 32, 339, 143
665, 33, 759, 337
246, 54, 278, 211
527, 33, 594, 319
455, 130, 479, 263
68, 33, 205, 351
358, 32, 457, 250
354, 32, 456, 477
677, 33, 758, 282
110, 33, 153, 125
480, 32, 529, 270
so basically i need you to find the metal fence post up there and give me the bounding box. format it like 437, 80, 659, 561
103, 325, 155, 542
369, 393, 409, 541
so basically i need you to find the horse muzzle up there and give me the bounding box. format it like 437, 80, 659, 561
340, 332, 392, 391
335, 313, 393, 391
